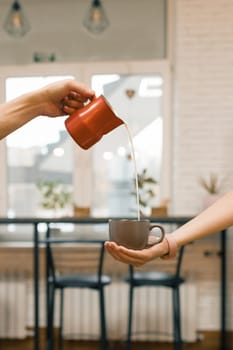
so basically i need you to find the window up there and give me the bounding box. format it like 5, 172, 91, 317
91, 73, 164, 217
0, 60, 171, 241
6, 75, 74, 218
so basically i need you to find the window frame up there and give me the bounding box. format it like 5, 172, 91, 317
0, 59, 172, 218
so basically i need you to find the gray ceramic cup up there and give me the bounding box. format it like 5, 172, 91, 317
109, 219, 165, 250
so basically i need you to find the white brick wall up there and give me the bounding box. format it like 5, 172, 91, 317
173, 0, 233, 333
173, 0, 233, 215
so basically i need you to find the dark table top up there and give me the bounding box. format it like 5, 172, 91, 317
0, 215, 193, 225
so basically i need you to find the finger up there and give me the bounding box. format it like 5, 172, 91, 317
68, 91, 89, 103
116, 246, 156, 266
107, 248, 140, 265
68, 90, 95, 102
67, 81, 95, 98
62, 105, 79, 115
105, 243, 145, 266
104, 241, 116, 249
63, 96, 85, 108
105, 243, 135, 264
105, 241, 142, 260
65, 100, 84, 109
106, 248, 126, 263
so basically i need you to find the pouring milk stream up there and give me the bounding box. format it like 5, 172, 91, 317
65, 94, 142, 220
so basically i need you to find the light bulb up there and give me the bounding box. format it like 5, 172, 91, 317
83, 0, 109, 35
4, 1, 30, 38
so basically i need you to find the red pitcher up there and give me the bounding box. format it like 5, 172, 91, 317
65, 95, 124, 149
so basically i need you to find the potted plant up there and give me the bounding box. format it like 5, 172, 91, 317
198, 173, 226, 208
73, 205, 90, 217
37, 180, 72, 216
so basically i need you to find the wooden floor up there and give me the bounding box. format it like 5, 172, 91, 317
0, 331, 232, 350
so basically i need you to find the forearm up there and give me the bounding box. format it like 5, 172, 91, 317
171, 190, 233, 247
0, 91, 41, 139
105, 190, 233, 266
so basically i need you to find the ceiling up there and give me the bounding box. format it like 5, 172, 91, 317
0, 0, 166, 65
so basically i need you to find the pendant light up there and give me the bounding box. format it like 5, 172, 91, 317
83, 0, 109, 35
4, 0, 30, 38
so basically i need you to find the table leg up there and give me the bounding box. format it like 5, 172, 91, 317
46, 224, 51, 350
220, 229, 227, 350
34, 223, 40, 350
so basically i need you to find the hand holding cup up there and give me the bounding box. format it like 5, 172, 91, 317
109, 219, 165, 250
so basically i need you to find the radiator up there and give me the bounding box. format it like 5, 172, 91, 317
0, 273, 27, 339
0, 274, 197, 342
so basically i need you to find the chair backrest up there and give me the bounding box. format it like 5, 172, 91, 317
46, 238, 106, 283
175, 245, 185, 278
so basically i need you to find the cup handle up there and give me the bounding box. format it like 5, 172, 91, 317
146, 224, 165, 247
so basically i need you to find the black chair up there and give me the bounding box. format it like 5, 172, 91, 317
46, 236, 112, 350
124, 243, 186, 350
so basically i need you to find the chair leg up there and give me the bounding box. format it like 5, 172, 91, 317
58, 288, 64, 350
127, 285, 134, 350
47, 284, 55, 350
99, 287, 108, 350
172, 288, 184, 350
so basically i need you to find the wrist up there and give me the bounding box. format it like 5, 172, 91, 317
29, 89, 47, 116
161, 234, 178, 260
16, 90, 43, 119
